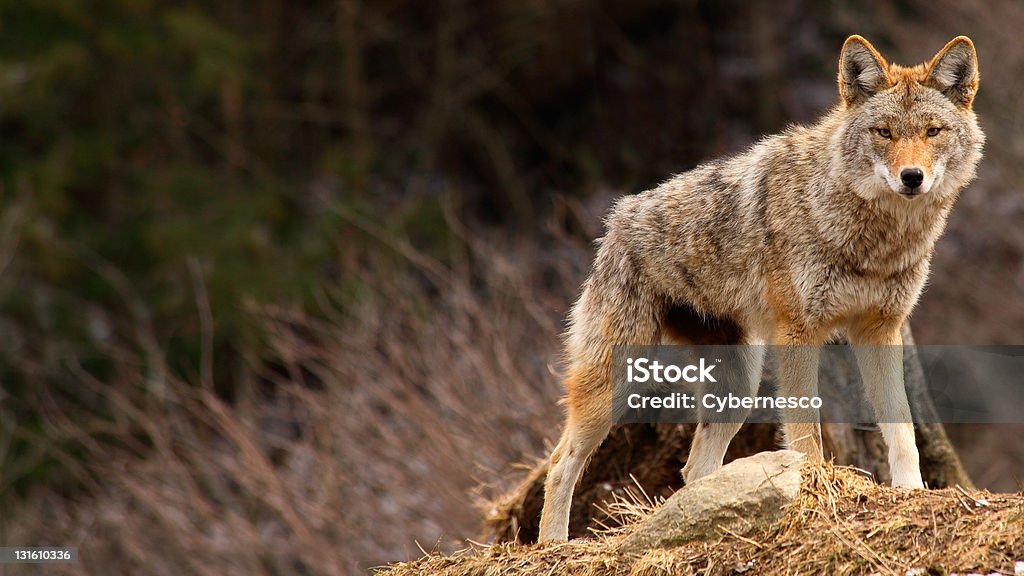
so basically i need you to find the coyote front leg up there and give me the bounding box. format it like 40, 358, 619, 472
775, 326, 825, 460
851, 318, 924, 489
682, 342, 766, 483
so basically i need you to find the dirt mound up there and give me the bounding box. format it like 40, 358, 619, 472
383, 462, 1024, 576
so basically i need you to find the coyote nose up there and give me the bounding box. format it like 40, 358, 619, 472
900, 168, 924, 189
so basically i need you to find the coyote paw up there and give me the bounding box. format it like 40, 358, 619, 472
681, 459, 719, 484
891, 472, 925, 490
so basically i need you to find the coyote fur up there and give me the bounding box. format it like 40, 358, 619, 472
539, 35, 984, 542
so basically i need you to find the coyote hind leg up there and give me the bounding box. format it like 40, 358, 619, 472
537, 367, 612, 543
538, 244, 663, 542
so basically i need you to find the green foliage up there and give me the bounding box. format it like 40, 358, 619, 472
163, 7, 251, 91
0, 1, 351, 493
0, 1, 332, 344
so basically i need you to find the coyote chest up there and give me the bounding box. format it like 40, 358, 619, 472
779, 204, 940, 328
785, 244, 929, 329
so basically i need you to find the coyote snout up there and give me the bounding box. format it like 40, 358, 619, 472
871, 131, 941, 197
537, 34, 984, 543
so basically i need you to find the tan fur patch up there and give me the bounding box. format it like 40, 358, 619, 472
887, 135, 935, 173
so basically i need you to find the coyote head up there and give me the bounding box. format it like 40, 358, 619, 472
834, 35, 984, 201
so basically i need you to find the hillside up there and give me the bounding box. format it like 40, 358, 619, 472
385, 459, 1024, 576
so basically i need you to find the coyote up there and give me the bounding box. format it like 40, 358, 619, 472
539, 35, 984, 542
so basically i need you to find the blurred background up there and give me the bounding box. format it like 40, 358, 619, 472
0, 0, 1022, 574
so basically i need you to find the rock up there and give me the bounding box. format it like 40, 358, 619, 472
616, 450, 804, 553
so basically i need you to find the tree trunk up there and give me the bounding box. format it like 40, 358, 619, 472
487, 323, 971, 544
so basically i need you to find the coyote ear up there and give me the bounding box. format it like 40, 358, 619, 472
928, 36, 979, 108
838, 35, 890, 106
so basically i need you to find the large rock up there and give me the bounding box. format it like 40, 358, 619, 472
616, 450, 804, 552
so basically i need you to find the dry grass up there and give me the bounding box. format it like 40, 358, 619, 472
0, 209, 600, 575
386, 461, 1024, 576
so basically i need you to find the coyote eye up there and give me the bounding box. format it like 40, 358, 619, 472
926, 127, 942, 137
876, 127, 892, 139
